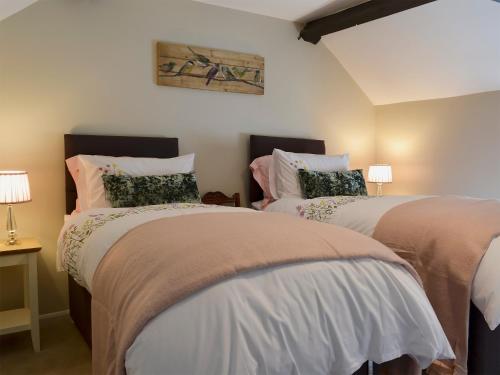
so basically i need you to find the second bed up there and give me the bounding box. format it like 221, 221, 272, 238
249, 134, 500, 375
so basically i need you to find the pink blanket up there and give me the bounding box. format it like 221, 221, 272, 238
373, 196, 500, 375
91, 211, 418, 374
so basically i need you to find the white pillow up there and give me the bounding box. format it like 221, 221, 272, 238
67, 154, 195, 210
271, 149, 349, 199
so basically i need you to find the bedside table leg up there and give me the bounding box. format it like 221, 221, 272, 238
28, 253, 40, 352
24, 265, 29, 308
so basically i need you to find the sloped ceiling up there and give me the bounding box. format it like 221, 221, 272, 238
193, 0, 368, 23
0, 0, 38, 21
323, 0, 500, 104
195, 0, 500, 105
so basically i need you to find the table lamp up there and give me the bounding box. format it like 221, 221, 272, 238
0, 171, 31, 245
368, 165, 392, 197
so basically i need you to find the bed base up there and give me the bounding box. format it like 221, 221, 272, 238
468, 302, 500, 373
68, 274, 92, 347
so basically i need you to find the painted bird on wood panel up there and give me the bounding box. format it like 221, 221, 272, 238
176, 60, 194, 76
221, 66, 237, 81
159, 62, 176, 73
254, 70, 261, 84
189, 47, 211, 67
206, 64, 220, 85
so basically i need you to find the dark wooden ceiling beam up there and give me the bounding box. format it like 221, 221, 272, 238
299, 0, 437, 44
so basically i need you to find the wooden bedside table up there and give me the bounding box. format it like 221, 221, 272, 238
0, 238, 41, 352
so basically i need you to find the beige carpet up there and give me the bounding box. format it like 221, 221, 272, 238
0, 315, 91, 375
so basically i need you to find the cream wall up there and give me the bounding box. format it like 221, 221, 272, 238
375, 91, 500, 198
0, 0, 375, 313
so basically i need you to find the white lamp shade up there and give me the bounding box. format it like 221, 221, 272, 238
0, 171, 32, 204
368, 165, 392, 184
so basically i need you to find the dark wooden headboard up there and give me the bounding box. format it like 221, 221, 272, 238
249, 135, 326, 203
64, 134, 179, 214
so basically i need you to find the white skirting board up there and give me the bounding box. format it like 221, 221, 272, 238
39, 309, 69, 320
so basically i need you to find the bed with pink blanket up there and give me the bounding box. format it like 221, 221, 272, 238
250, 134, 500, 375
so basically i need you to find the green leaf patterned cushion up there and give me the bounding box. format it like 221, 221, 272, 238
102, 173, 201, 208
298, 169, 368, 199
298, 169, 343, 199
336, 170, 368, 196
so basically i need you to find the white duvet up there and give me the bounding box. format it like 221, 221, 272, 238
58, 204, 453, 375
265, 196, 500, 330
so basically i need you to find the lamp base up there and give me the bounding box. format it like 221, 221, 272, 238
6, 204, 18, 245
7, 234, 17, 245
376, 183, 384, 197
